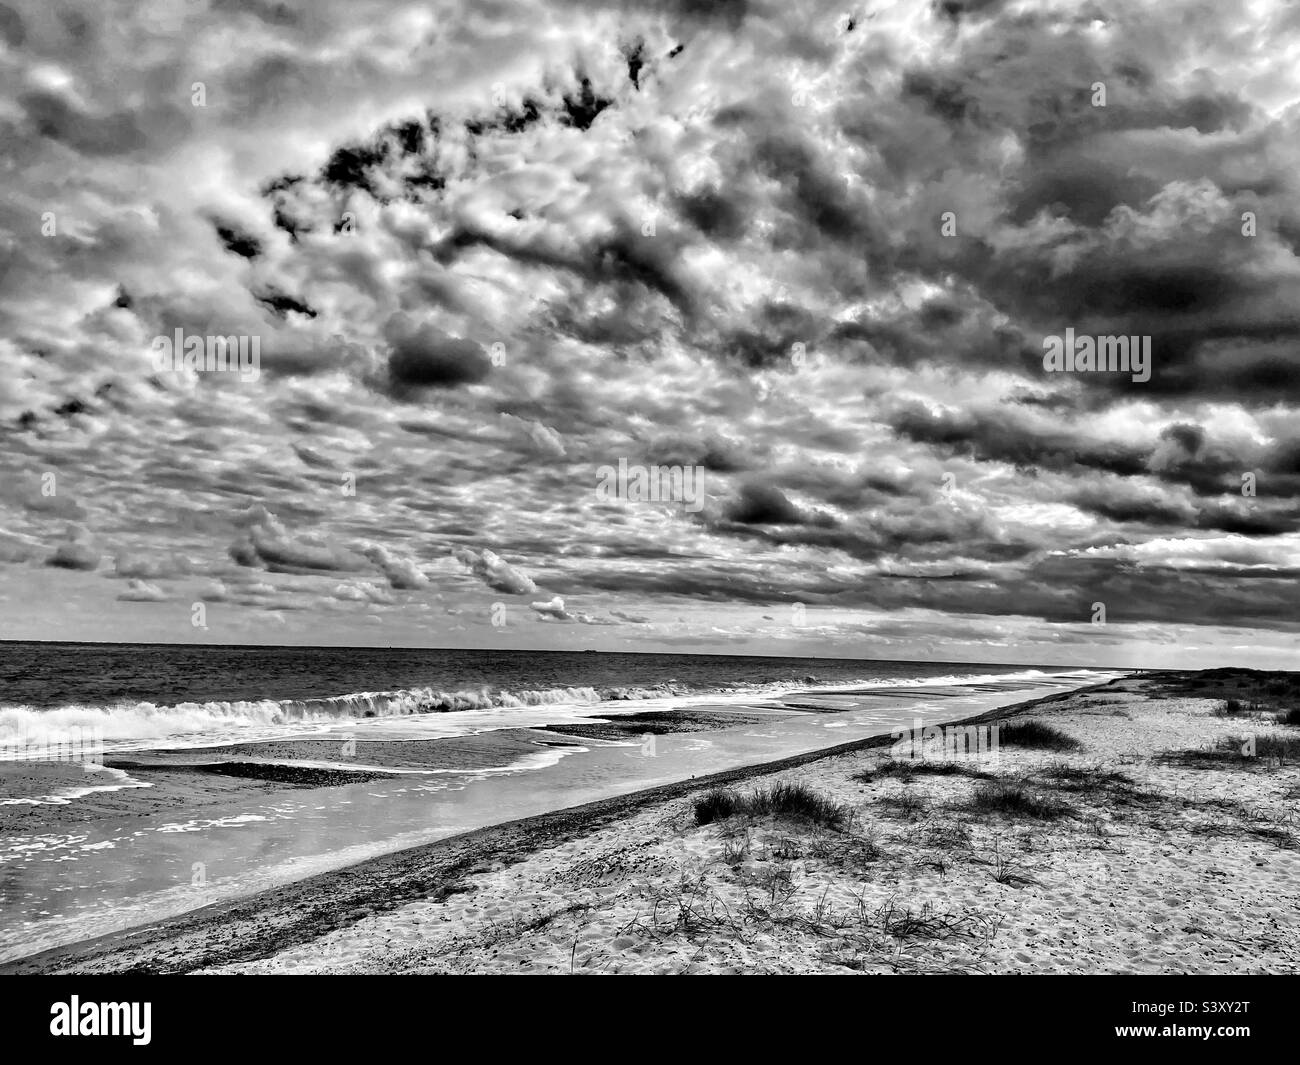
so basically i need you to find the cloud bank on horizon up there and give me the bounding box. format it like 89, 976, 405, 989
2, 0, 1299, 668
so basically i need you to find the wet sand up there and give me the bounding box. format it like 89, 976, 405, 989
0, 730, 566, 833
0, 704, 778, 836
539, 708, 778, 740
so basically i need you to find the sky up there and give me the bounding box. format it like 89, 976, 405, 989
1, 0, 1299, 669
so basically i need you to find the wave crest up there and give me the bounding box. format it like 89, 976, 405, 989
0, 683, 693, 745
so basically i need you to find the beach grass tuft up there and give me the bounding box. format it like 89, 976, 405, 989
694, 782, 849, 829
879, 788, 930, 819
966, 780, 1074, 820
1251, 734, 1300, 761
694, 788, 742, 825
1035, 763, 1134, 790
853, 759, 996, 784
996, 720, 1082, 751
1155, 733, 1300, 769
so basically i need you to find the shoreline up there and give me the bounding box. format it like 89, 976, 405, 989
205, 666, 1299, 975
0, 678, 1120, 974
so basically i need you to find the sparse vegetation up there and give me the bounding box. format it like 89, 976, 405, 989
868, 896, 999, 941
879, 788, 929, 819
1035, 763, 1134, 790
853, 759, 994, 784
1189, 821, 1296, 849
1154, 733, 1300, 769
988, 842, 1040, 887
966, 780, 1073, 820
996, 720, 1082, 752
807, 828, 886, 867
694, 782, 849, 830
1153, 747, 1246, 769
917, 820, 972, 851
1252, 734, 1300, 762
721, 830, 750, 866
636, 872, 737, 937
1154, 669, 1300, 716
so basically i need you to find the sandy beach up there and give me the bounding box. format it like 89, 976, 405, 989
6, 669, 1298, 975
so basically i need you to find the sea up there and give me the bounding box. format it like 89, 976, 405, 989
0, 641, 1096, 750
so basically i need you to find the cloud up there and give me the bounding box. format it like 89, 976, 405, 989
500, 414, 567, 458
530, 595, 571, 620
12, 487, 86, 520
383, 316, 492, 392
114, 552, 191, 579
0, 533, 34, 564
117, 578, 167, 601
453, 547, 538, 595
44, 527, 100, 571
229, 506, 369, 574
2, 0, 1299, 660
361, 545, 429, 589
331, 581, 394, 604
529, 594, 614, 624
723, 483, 813, 525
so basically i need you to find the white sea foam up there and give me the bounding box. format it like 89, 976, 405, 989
0, 669, 1104, 751
0, 766, 152, 806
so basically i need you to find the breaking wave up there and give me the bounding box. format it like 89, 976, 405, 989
0, 668, 1101, 747
0, 683, 695, 746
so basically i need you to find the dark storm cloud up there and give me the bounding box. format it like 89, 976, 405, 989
835, 6, 1300, 403
213, 220, 263, 259
440, 218, 699, 318
888, 403, 1147, 478
1069, 481, 1196, 527
644, 431, 753, 472
890, 405, 1300, 523
465, 98, 544, 137
673, 185, 750, 240
933, 0, 1006, 23
723, 483, 816, 525
724, 302, 823, 369
255, 288, 318, 319
19, 91, 149, 156
1193, 502, 1299, 536
560, 78, 614, 130
0, 4, 24, 47
829, 298, 1031, 373
384, 319, 492, 391
45, 537, 99, 571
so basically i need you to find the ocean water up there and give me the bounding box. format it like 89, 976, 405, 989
0, 642, 1079, 750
